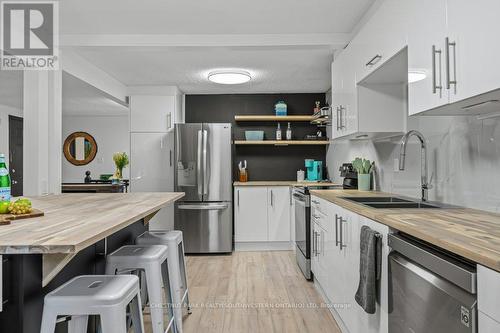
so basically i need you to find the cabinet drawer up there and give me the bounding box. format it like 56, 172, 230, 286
479, 311, 500, 333
478, 265, 500, 322
310, 196, 329, 216
311, 209, 331, 233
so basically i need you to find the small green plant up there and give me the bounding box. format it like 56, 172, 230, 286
112, 152, 129, 179
352, 157, 372, 175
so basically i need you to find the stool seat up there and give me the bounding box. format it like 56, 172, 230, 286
138, 230, 182, 243
41, 275, 144, 333
107, 245, 168, 263
46, 275, 139, 307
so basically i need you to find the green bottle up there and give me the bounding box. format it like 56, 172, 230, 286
0, 154, 11, 201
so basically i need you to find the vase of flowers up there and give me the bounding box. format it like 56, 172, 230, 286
112, 152, 129, 180
352, 157, 373, 191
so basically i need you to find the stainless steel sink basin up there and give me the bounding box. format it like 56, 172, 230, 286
363, 202, 441, 209
341, 197, 412, 203
340, 196, 442, 209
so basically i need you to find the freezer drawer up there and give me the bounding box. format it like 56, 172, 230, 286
175, 202, 232, 253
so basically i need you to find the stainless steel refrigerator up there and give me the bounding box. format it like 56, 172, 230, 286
174, 123, 232, 253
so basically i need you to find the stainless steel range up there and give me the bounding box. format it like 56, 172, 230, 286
293, 183, 341, 280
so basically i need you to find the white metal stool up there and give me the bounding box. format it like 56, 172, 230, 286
40, 275, 144, 333
106, 245, 177, 333
136, 231, 191, 333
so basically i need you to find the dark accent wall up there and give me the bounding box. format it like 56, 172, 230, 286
185, 93, 328, 181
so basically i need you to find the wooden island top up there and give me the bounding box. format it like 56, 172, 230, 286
0, 192, 184, 286
0, 192, 184, 255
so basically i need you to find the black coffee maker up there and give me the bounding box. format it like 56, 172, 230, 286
339, 163, 358, 189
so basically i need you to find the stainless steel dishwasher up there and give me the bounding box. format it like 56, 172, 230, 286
388, 233, 477, 333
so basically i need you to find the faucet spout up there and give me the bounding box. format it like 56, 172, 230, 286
398, 130, 429, 201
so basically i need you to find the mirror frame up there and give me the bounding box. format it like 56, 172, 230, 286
63, 131, 98, 166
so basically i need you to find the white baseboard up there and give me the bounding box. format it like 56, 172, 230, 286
235, 241, 293, 251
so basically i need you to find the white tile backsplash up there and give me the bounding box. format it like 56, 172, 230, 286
327, 115, 500, 213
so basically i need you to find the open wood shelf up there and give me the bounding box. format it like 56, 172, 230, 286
234, 140, 329, 146
234, 115, 314, 122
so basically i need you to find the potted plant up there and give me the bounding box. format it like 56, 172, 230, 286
352, 157, 373, 191
112, 152, 129, 181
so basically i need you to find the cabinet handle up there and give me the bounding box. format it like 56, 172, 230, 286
339, 105, 346, 129
169, 150, 172, 167
312, 199, 320, 205
270, 190, 273, 207
237, 190, 240, 207
289, 187, 292, 206
335, 214, 340, 247
365, 54, 382, 67
315, 232, 321, 255
432, 45, 443, 95
445, 37, 457, 92
336, 106, 340, 131
339, 217, 347, 250
312, 230, 317, 257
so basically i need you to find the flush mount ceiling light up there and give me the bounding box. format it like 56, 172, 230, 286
208, 70, 251, 85
408, 70, 427, 83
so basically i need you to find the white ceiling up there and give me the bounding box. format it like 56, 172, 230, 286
60, 0, 374, 35
73, 45, 335, 93
62, 72, 129, 116
58, 0, 377, 94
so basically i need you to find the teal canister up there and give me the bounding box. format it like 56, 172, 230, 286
274, 101, 287, 116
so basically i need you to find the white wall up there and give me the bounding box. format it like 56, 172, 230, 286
327, 114, 500, 213
62, 115, 130, 183
0, 104, 23, 167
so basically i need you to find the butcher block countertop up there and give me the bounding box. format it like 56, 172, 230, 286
233, 181, 341, 187
310, 189, 500, 272
0, 192, 184, 255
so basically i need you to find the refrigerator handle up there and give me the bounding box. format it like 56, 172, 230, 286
203, 129, 208, 196
197, 130, 203, 197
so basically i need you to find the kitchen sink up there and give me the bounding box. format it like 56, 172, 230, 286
362, 202, 441, 209
341, 197, 412, 203
340, 196, 442, 209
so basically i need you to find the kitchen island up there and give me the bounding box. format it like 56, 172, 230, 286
0, 192, 184, 333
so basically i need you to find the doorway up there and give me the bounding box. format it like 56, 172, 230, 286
8, 115, 23, 196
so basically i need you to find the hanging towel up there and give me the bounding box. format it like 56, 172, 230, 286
355, 225, 382, 314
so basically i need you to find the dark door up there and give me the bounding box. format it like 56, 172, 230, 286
9, 116, 23, 196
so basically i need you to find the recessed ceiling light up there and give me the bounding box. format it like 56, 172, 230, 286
208, 70, 251, 85
408, 70, 427, 83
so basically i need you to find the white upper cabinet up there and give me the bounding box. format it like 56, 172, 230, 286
407, 0, 448, 115
409, 0, 500, 115
130, 95, 177, 133
352, 0, 409, 82
446, 0, 500, 104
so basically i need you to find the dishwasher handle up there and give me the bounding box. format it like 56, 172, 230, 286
389, 234, 476, 294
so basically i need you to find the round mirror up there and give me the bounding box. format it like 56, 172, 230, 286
63, 132, 98, 166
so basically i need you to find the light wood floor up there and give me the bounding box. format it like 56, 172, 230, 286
160, 251, 342, 333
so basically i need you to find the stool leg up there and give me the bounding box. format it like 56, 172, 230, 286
145, 263, 165, 333
100, 308, 128, 333
68, 315, 89, 333
130, 293, 145, 333
161, 261, 178, 333
178, 241, 192, 314
40, 307, 57, 333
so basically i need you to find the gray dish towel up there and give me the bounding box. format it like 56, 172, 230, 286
355, 225, 382, 314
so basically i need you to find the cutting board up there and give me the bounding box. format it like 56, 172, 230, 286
0, 208, 44, 225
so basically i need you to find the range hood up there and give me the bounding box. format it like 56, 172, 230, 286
311, 106, 331, 126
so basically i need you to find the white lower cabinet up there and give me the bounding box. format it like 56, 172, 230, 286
479, 311, 500, 333
234, 186, 291, 246
311, 195, 389, 333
